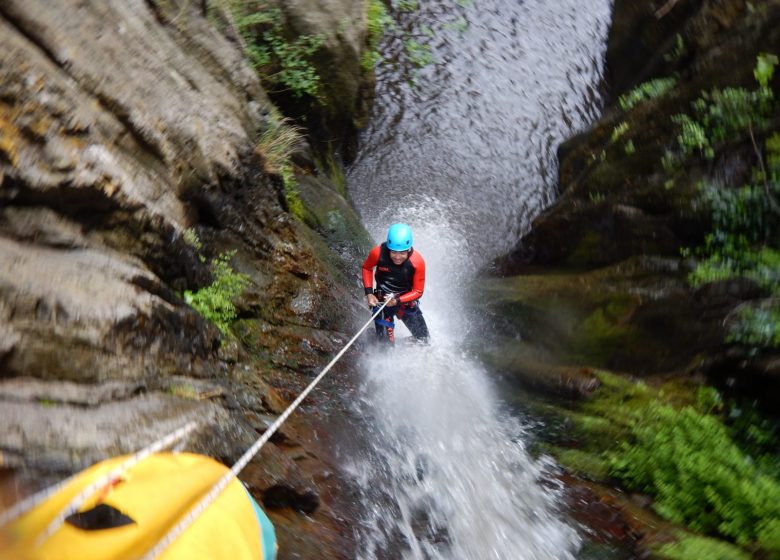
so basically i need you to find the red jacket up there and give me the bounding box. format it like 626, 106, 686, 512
361, 243, 425, 304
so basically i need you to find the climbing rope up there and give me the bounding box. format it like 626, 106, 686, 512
0, 421, 198, 531
140, 299, 392, 560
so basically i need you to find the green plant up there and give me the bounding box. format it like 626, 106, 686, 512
608, 402, 780, 553
677, 55, 780, 353
688, 245, 780, 292
255, 115, 304, 174
755, 52, 779, 88
672, 114, 713, 158
727, 306, 780, 349
588, 191, 605, 203
656, 534, 751, 560
767, 132, 780, 172
670, 54, 777, 161
184, 250, 250, 335
397, 0, 418, 11
695, 386, 722, 413
253, 113, 307, 220
664, 34, 686, 63
619, 77, 677, 110
611, 121, 629, 142
624, 139, 636, 155
363, 0, 394, 71
727, 399, 780, 479
404, 38, 434, 68
442, 17, 469, 33
231, 3, 324, 100
183, 228, 203, 253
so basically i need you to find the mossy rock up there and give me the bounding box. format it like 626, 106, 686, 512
294, 171, 372, 268
501, 3, 780, 273
547, 445, 612, 481
654, 533, 752, 560
479, 257, 717, 375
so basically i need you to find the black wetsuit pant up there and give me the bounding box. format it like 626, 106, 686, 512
374, 300, 430, 343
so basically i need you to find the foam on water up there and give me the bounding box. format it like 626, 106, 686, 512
345, 0, 613, 556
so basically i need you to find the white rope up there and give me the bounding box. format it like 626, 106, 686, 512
33, 422, 198, 545
0, 421, 198, 530
140, 300, 391, 560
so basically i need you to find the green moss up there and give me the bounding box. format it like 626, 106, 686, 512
281, 166, 307, 221
404, 38, 434, 67
570, 300, 638, 366
315, 148, 347, 197
655, 534, 751, 560
553, 447, 611, 480
167, 383, 199, 399
567, 230, 604, 266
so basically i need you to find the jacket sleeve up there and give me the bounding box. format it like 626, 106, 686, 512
398, 252, 425, 304
361, 246, 381, 295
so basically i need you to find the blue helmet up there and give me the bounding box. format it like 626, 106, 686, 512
386, 223, 413, 251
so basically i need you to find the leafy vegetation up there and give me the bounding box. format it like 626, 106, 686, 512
184, 249, 250, 335
546, 373, 780, 558
228, 2, 324, 100
726, 398, 780, 479
608, 402, 780, 553
664, 34, 686, 63
183, 228, 203, 254
610, 121, 629, 142
619, 77, 677, 110
656, 534, 751, 560
727, 305, 780, 350
363, 0, 394, 71
404, 38, 434, 68
672, 53, 777, 160
671, 54, 780, 352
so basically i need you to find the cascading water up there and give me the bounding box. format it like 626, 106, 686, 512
344, 0, 612, 557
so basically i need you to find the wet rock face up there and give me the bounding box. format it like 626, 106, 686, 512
477, 258, 723, 383
0, 0, 283, 383
0, 0, 367, 381
605, 0, 701, 97
499, 0, 780, 273
490, 0, 780, 391
0, 3, 367, 555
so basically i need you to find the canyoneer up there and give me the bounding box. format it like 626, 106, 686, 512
362, 223, 430, 344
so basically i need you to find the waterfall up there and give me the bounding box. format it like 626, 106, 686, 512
346, 0, 613, 557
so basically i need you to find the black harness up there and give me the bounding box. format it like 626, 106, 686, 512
374, 243, 415, 297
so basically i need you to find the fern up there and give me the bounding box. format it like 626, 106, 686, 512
184, 250, 250, 334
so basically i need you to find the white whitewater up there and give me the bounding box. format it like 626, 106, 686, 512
345, 0, 613, 557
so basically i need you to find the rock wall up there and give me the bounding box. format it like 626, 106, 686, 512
0, 0, 370, 556
489, 0, 780, 394
478, 3, 780, 555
